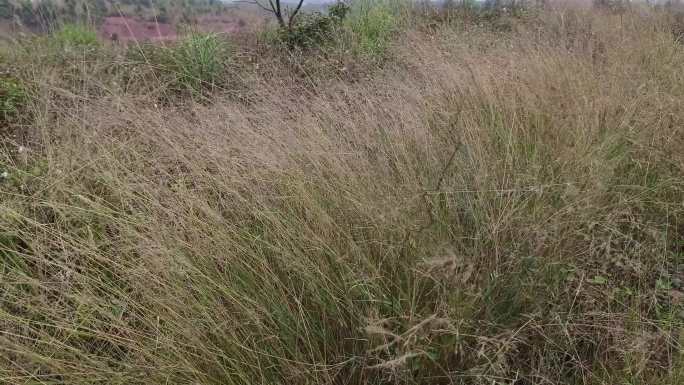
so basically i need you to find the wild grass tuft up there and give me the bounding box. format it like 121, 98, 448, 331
0, 77, 26, 123
130, 32, 232, 97
171, 32, 231, 94
52, 23, 100, 49
347, 0, 401, 59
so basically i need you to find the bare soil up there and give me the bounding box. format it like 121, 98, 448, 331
98, 15, 249, 43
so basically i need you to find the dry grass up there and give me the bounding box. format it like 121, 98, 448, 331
1, 4, 684, 385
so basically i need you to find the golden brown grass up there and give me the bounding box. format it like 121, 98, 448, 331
1, 5, 684, 385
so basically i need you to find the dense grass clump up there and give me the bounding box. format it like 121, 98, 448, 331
171, 32, 231, 94
347, 2, 398, 57
129, 32, 232, 97
53, 23, 100, 49
0, 77, 26, 123
1, 3, 684, 385
279, 7, 349, 50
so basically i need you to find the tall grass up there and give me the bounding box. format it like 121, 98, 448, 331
1, 5, 684, 385
170, 32, 231, 94
127, 32, 233, 98
0, 77, 26, 123
344, 0, 407, 58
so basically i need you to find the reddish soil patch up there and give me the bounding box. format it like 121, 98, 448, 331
98, 14, 253, 43
196, 15, 247, 35
99, 16, 177, 42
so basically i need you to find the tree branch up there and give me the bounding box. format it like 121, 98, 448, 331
270, 0, 285, 28
287, 0, 305, 28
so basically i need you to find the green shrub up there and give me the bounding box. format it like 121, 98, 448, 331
348, 4, 397, 58
171, 33, 231, 94
278, 3, 350, 50
129, 33, 231, 96
0, 77, 27, 123
281, 12, 338, 49
53, 24, 100, 49
329, 1, 352, 21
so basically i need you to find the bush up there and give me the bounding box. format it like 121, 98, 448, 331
279, 3, 350, 50
280, 13, 338, 49
0, 77, 27, 123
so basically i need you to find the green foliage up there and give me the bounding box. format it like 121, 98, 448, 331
131, 33, 231, 96
0, 232, 22, 271
171, 33, 230, 94
0, 77, 27, 123
329, 1, 351, 20
280, 13, 339, 49
277, 2, 350, 50
53, 24, 99, 49
0, 0, 12, 19
348, 4, 397, 58
269, 1, 398, 63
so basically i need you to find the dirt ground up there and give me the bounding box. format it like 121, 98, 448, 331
98, 13, 255, 43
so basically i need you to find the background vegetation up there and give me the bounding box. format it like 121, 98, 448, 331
1, 1, 684, 384
0, 0, 226, 29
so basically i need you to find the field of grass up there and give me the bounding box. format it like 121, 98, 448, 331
1, 2, 684, 384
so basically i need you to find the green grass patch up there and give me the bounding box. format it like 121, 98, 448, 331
0, 77, 27, 123
52, 23, 100, 49
130, 32, 232, 97
347, 3, 398, 59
